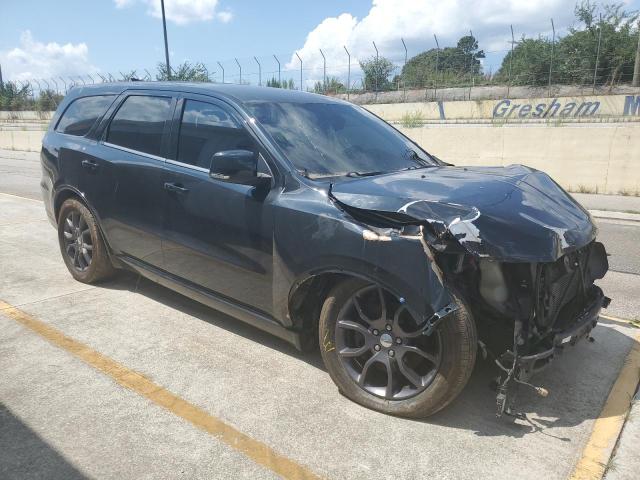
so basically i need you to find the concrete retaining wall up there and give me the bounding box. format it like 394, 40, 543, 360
366, 94, 640, 121
395, 123, 640, 195
0, 130, 47, 152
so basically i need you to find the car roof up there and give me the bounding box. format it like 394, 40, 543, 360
66, 81, 347, 106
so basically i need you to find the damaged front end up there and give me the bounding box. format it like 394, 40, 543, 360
329, 165, 611, 417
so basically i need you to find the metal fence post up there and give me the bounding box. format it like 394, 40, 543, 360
468, 30, 474, 100
593, 15, 603, 94
254, 57, 261, 86
508, 25, 515, 97
235, 58, 242, 84
273, 55, 281, 85
296, 53, 303, 91
0, 63, 3, 89
372, 41, 379, 96
319, 49, 326, 93
433, 34, 440, 101
33, 79, 41, 99
217, 62, 225, 83
59, 77, 67, 94
633, 20, 640, 87
401, 38, 407, 99
548, 18, 555, 97
344, 46, 351, 99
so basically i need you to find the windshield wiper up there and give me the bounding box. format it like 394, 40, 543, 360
401, 164, 435, 171
345, 170, 386, 178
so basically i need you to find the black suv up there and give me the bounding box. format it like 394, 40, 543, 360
41, 83, 609, 417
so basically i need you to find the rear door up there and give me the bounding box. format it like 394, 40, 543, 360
161, 95, 276, 314
52, 94, 118, 212
98, 92, 175, 267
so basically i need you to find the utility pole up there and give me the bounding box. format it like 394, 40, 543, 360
161, 0, 171, 80
633, 21, 640, 87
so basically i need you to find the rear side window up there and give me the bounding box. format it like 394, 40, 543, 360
56, 95, 115, 136
177, 99, 256, 169
107, 95, 172, 157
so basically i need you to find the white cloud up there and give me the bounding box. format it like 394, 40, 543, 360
216, 9, 233, 23
287, 0, 577, 85
114, 0, 233, 25
0, 31, 97, 82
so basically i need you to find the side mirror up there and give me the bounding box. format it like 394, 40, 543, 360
209, 149, 260, 185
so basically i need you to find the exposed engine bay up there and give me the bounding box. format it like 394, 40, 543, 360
437, 240, 609, 416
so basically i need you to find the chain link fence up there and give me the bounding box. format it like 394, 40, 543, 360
2, 19, 639, 111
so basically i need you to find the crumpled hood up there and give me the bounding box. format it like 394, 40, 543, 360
330, 164, 596, 262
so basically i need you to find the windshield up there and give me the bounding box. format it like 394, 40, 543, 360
244, 101, 436, 178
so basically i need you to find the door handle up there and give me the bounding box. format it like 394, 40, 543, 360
81, 159, 99, 171
164, 182, 189, 194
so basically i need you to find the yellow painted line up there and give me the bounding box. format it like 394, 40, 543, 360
0, 300, 323, 480
570, 331, 640, 480
599, 314, 640, 328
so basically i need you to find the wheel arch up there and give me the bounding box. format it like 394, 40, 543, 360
53, 186, 119, 266
287, 265, 433, 350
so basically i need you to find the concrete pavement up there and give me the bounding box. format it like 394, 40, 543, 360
1, 188, 639, 479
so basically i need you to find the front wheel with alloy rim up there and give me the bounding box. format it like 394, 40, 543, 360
57, 198, 116, 284
319, 278, 477, 418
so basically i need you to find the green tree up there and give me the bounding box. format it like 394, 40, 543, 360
0, 81, 32, 111
359, 56, 395, 91
156, 61, 210, 82
313, 76, 345, 94
267, 77, 296, 89
37, 89, 64, 111
400, 35, 485, 88
495, 1, 639, 87
494, 37, 553, 85
557, 2, 638, 86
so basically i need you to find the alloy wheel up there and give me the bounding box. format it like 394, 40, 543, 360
335, 285, 442, 400
62, 210, 93, 272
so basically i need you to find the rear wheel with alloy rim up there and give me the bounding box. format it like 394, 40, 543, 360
319, 278, 477, 418
57, 198, 116, 283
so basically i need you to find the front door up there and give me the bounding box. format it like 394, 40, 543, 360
161, 96, 275, 314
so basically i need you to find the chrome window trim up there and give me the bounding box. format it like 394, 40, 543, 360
166, 158, 209, 174
102, 141, 166, 163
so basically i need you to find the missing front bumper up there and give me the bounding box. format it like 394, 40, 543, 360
517, 286, 608, 379
495, 286, 609, 418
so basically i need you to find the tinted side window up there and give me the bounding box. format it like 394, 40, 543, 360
56, 95, 115, 136
107, 95, 172, 157
177, 100, 257, 169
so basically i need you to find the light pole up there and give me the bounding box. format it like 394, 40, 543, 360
160, 0, 171, 80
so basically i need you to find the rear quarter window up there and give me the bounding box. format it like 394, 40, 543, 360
55, 95, 116, 137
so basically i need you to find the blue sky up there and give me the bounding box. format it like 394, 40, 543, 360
1, 0, 639, 87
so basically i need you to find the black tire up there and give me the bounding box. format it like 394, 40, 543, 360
319, 278, 477, 418
57, 198, 116, 284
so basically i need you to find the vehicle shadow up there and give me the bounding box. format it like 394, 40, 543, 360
100, 271, 327, 371
0, 403, 88, 480
426, 318, 636, 438
100, 272, 635, 439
